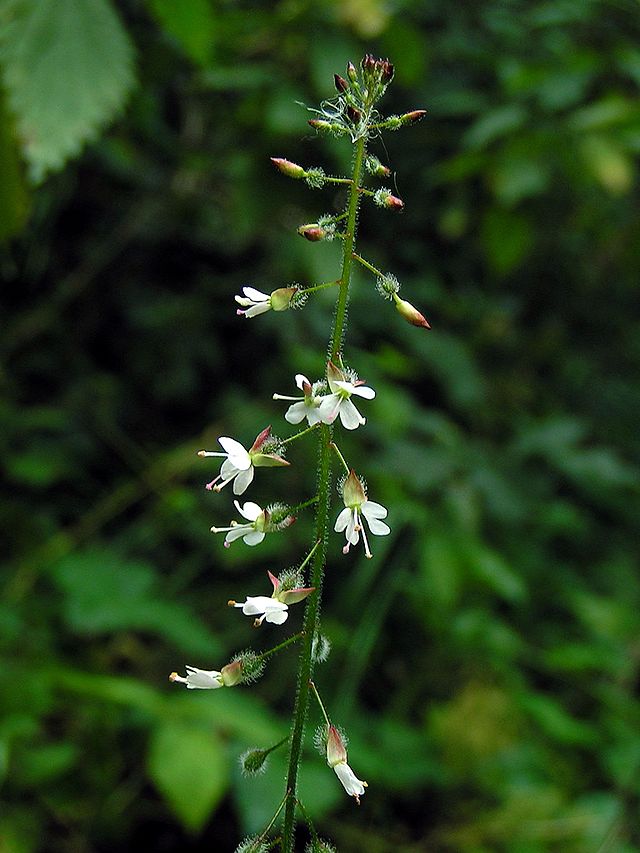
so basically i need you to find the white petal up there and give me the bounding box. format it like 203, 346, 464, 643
362, 500, 387, 519
364, 516, 390, 536
235, 500, 262, 521
241, 596, 276, 615
295, 374, 311, 390
351, 384, 375, 399
338, 399, 364, 430
265, 608, 289, 625
244, 302, 272, 318
334, 507, 352, 533
332, 380, 355, 396
218, 437, 251, 469
233, 465, 254, 495
346, 510, 360, 544
243, 530, 266, 546
334, 762, 366, 798
225, 526, 250, 544
318, 394, 341, 424
284, 402, 307, 424
305, 407, 323, 426
219, 457, 239, 479
184, 667, 223, 689
242, 286, 270, 302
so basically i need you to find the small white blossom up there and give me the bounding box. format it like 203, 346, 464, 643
326, 724, 367, 805
199, 427, 288, 495
169, 666, 223, 689
273, 374, 326, 426
317, 361, 375, 430
335, 470, 390, 558
235, 286, 297, 318
211, 500, 268, 547
232, 595, 289, 626
229, 570, 314, 626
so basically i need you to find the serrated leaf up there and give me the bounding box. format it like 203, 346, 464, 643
0, 0, 135, 182
148, 721, 228, 832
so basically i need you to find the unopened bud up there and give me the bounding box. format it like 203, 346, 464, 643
365, 155, 391, 178
346, 61, 358, 82
346, 105, 361, 124
298, 224, 325, 242
270, 157, 305, 179
239, 747, 270, 776
381, 59, 394, 83
307, 119, 348, 137
393, 293, 431, 329
400, 109, 427, 125
334, 74, 348, 93
385, 194, 404, 210
270, 286, 298, 311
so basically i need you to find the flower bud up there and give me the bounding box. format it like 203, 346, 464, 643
384, 193, 404, 211
298, 223, 325, 242
346, 61, 358, 82
365, 155, 391, 178
393, 293, 431, 329
400, 109, 427, 125
270, 157, 305, 179
270, 286, 298, 311
307, 119, 348, 136
239, 747, 270, 776
346, 105, 361, 124
334, 73, 349, 93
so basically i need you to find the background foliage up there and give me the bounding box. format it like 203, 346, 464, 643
2, 0, 640, 850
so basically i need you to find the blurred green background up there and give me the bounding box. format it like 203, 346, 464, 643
2, 1, 640, 851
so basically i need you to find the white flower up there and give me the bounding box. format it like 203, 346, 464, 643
211, 500, 268, 547
326, 724, 367, 805
199, 437, 253, 494
317, 361, 375, 430
169, 666, 223, 689
235, 286, 272, 318
273, 374, 326, 426
232, 595, 289, 626
229, 570, 314, 626
199, 427, 288, 495
334, 762, 368, 803
335, 470, 390, 558
235, 286, 297, 318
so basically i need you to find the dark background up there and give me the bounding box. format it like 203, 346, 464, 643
2, 1, 640, 851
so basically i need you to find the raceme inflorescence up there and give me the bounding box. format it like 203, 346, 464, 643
169, 55, 428, 853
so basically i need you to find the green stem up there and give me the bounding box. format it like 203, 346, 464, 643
309, 680, 331, 727
330, 441, 350, 474
281, 135, 367, 853
297, 279, 340, 296
280, 423, 321, 444
352, 251, 384, 278
258, 631, 304, 662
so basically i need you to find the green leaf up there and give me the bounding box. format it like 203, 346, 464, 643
0, 0, 135, 181
148, 721, 228, 832
146, 0, 216, 66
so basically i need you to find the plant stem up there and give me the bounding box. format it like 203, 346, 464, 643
281, 135, 367, 853
352, 251, 383, 278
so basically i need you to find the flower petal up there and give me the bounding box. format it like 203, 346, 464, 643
351, 384, 375, 400
334, 506, 352, 533
364, 516, 390, 536
235, 500, 262, 521
225, 526, 250, 544
318, 394, 341, 424
244, 302, 272, 318
242, 286, 270, 302
218, 437, 251, 469
334, 762, 367, 799
240, 596, 277, 615
338, 399, 365, 430
243, 530, 266, 546
362, 500, 387, 519
265, 608, 289, 625
233, 465, 254, 495
295, 373, 311, 390
284, 401, 307, 424
182, 667, 223, 689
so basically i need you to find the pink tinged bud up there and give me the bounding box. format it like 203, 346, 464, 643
298, 224, 326, 242
343, 469, 366, 507
334, 73, 349, 93
393, 293, 431, 329
220, 660, 243, 686
268, 570, 280, 593
385, 194, 404, 211
326, 725, 347, 767
270, 157, 305, 179
401, 109, 427, 125
346, 105, 361, 123
270, 286, 297, 311
347, 61, 358, 82
308, 119, 331, 131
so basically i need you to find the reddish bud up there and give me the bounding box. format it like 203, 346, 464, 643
270, 157, 305, 179
220, 660, 243, 686
385, 194, 404, 211
346, 105, 361, 123
401, 110, 427, 125
334, 74, 349, 93
326, 725, 348, 767
298, 224, 326, 242
393, 293, 431, 329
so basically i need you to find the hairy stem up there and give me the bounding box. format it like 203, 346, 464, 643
281, 135, 367, 852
